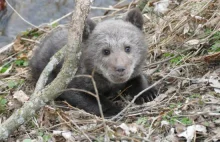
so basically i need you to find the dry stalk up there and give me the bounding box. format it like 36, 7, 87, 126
20, 38, 40, 44
56, 112, 79, 135
147, 0, 213, 51
146, 47, 195, 68
57, 73, 109, 140
60, 112, 93, 142
146, 115, 160, 139
2, 48, 27, 62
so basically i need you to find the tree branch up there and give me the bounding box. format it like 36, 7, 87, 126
0, 0, 91, 140
34, 46, 66, 93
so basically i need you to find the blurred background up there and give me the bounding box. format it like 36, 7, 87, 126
0, 0, 122, 48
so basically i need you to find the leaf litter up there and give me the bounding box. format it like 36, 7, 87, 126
0, 0, 220, 141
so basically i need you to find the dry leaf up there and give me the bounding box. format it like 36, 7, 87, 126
13, 90, 29, 103
183, 23, 190, 35
165, 128, 179, 142
175, 123, 186, 134
209, 76, 220, 93
154, 0, 170, 14
185, 39, 200, 45
53, 130, 72, 140
190, 14, 207, 23
62, 131, 72, 139
204, 16, 220, 28
177, 125, 207, 142
154, 93, 167, 102
17, 53, 28, 60
191, 52, 220, 63
116, 123, 138, 136
204, 52, 220, 64
161, 120, 169, 127
13, 36, 25, 52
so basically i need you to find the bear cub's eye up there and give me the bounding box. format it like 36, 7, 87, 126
125, 46, 131, 53
102, 49, 111, 56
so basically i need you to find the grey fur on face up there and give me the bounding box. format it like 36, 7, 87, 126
82, 19, 146, 83
30, 9, 157, 117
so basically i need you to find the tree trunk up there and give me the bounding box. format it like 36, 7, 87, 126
0, 0, 91, 140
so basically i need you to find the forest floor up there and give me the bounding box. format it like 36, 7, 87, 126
0, 0, 220, 141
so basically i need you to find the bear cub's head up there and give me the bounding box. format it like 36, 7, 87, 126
82, 9, 146, 84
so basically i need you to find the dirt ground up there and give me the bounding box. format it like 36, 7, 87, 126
0, 0, 220, 141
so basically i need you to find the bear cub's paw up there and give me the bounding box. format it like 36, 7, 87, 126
135, 87, 158, 105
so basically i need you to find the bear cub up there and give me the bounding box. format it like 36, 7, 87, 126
30, 9, 157, 117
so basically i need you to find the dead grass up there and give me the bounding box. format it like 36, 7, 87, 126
0, 0, 220, 141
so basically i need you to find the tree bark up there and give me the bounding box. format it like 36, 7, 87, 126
34, 45, 66, 94
0, 0, 91, 140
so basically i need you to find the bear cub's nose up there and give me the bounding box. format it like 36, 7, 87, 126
115, 66, 125, 73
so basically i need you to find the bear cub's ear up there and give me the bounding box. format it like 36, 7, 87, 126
125, 8, 144, 30
83, 18, 96, 40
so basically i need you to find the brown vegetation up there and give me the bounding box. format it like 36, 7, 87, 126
0, 0, 220, 141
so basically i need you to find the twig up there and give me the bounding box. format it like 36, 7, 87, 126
0, 58, 16, 68
146, 116, 160, 139
60, 88, 96, 98
127, 111, 159, 117
49, 12, 73, 26
178, 112, 220, 117
63, 114, 92, 142
34, 46, 66, 93
0, 42, 14, 54
127, 0, 136, 10
91, 6, 120, 11
5, 0, 48, 32
50, 5, 123, 26
110, 135, 150, 142
113, 0, 138, 9
91, 7, 126, 20
103, 0, 133, 15
112, 0, 127, 8
1, 70, 28, 80
111, 85, 132, 101
61, 73, 109, 141
0, 0, 74, 53
45, 122, 71, 130
194, 112, 220, 116
20, 38, 40, 44
90, 72, 109, 141
56, 112, 78, 133
165, 92, 178, 105
2, 48, 27, 62
146, 46, 197, 68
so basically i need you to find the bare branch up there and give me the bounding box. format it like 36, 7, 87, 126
0, 0, 91, 140
5, 0, 48, 32
34, 46, 66, 93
